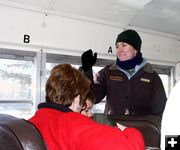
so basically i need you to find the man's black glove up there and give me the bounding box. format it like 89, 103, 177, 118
81, 49, 97, 72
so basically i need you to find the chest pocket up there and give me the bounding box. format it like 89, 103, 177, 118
135, 77, 152, 103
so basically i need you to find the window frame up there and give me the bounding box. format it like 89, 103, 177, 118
0, 49, 174, 116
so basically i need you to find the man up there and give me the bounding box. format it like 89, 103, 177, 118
81, 29, 167, 116
81, 91, 94, 118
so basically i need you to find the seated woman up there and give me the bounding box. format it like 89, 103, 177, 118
81, 91, 94, 118
28, 64, 145, 150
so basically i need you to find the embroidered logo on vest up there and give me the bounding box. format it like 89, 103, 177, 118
109, 75, 123, 81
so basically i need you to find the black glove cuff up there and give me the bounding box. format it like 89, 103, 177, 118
82, 65, 92, 72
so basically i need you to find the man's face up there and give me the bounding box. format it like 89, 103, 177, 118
81, 99, 94, 118
116, 42, 137, 61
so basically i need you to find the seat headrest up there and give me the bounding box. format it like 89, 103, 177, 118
0, 114, 48, 150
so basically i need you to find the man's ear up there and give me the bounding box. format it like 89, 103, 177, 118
69, 95, 81, 112
134, 49, 138, 56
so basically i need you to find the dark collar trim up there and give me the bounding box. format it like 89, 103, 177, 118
38, 102, 72, 112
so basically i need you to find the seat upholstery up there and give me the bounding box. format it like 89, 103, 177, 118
0, 114, 48, 150
93, 114, 161, 149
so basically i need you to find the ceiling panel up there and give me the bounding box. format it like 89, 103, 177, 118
130, 0, 180, 36
1, 0, 180, 37
1, 0, 52, 8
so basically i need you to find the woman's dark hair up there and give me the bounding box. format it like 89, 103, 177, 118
86, 91, 95, 103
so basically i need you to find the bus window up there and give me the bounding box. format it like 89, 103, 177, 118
0, 51, 172, 118
0, 58, 33, 119
159, 74, 169, 98
0, 49, 36, 119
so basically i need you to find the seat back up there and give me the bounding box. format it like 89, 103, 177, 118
93, 114, 161, 149
0, 114, 48, 150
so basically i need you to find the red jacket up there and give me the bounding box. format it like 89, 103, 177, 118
28, 103, 145, 150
